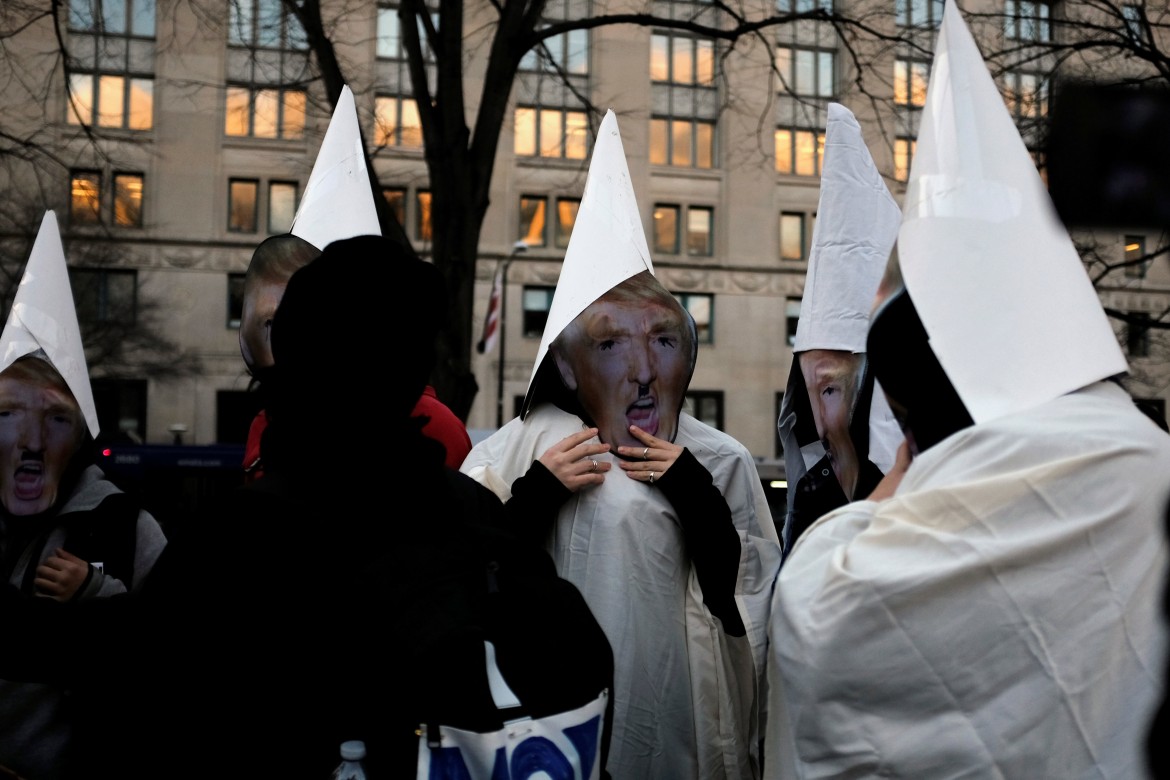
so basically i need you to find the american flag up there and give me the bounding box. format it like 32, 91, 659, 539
477, 264, 504, 355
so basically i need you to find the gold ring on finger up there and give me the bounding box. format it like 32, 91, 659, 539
643, 447, 649, 459
649, 471, 655, 484
590, 459, 599, 473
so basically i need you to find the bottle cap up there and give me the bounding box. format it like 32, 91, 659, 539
340, 740, 366, 761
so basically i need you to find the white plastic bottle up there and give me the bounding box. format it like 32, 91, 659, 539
330, 739, 368, 780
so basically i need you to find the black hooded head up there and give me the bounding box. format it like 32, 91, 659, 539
866, 286, 973, 454
263, 235, 446, 467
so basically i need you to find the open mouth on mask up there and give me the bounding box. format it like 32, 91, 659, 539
626, 398, 659, 436
14, 463, 45, 500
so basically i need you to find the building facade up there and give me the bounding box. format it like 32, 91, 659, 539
0, 0, 1166, 462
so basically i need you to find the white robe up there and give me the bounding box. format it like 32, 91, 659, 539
766, 381, 1170, 779
463, 405, 783, 780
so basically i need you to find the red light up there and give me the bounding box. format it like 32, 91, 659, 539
102, 448, 112, 457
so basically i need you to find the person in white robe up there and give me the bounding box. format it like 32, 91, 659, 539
463, 110, 782, 780
776, 103, 903, 557
765, 3, 1170, 778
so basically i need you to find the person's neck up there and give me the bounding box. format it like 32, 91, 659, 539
831, 449, 860, 501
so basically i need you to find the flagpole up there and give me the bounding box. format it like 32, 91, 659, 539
497, 240, 527, 428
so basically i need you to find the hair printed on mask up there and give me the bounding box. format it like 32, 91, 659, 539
0, 357, 86, 442
554, 271, 697, 362
244, 234, 321, 296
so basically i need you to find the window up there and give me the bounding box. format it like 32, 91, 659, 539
786, 296, 801, 346
1123, 4, 1143, 41
113, 173, 144, 227
650, 118, 716, 169
653, 205, 680, 253
228, 179, 258, 232
674, 292, 714, 344
224, 86, 306, 139
554, 198, 580, 248
377, 5, 402, 58
1125, 235, 1148, 279
516, 195, 579, 249
228, 0, 307, 49
70, 170, 102, 226
522, 286, 555, 337
683, 390, 724, 430
651, 33, 715, 85
519, 196, 548, 248
377, 3, 438, 61
895, 137, 916, 182
514, 107, 588, 159
775, 128, 824, 176
687, 207, 714, 256
895, 0, 944, 28
1004, 0, 1052, 42
653, 205, 714, 256
381, 185, 433, 239
66, 0, 155, 130
382, 187, 406, 227
416, 190, 432, 241
227, 273, 246, 328
779, 212, 806, 260
69, 0, 155, 34
775, 47, 835, 98
895, 59, 930, 108
267, 181, 298, 233
649, 29, 718, 170
70, 268, 138, 326
1004, 71, 1049, 120
776, 0, 833, 11
1126, 312, 1151, 357
522, 28, 589, 74
374, 96, 423, 148
70, 170, 143, 227
224, 0, 309, 140
226, 178, 297, 234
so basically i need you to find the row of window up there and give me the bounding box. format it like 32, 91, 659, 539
76, 168, 1146, 284
61, 166, 804, 265
65, 0, 1073, 182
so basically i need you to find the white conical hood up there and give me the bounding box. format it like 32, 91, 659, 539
289, 85, 382, 249
0, 211, 98, 437
779, 104, 902, 514
794, 103, 901, 354
521, 109, 654, 416
899, 0, 1126, 423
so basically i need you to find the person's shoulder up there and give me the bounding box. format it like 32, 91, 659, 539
678, 414, 756, 461
463, 406, 582, 473
444, 465, 504, 509
57, 463, 132, 514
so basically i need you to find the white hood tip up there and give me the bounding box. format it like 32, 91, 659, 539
898, 0, 1126, 424
794, 102, 901, 355
0, 211, 99, 438
289, 84, 382, 250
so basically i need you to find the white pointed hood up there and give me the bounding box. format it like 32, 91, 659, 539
0, 211, 99, 437
779, 104, 903, 516
520, 109, 654, 417
899, 0, 1126, 423
794, 103, 901, 353
289, 85, 382, 249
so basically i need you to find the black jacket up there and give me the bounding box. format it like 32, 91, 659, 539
0, 427, 615, 779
